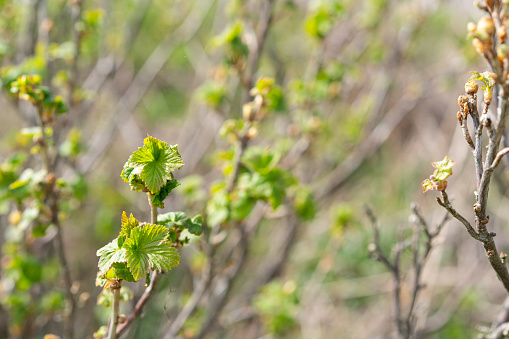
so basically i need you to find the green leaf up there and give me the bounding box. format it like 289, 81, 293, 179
185, 215, 203, 235
158, 211, 188, 227
230, 191, 256, 220
123, 224, 180, 281
120, 211, 139, 238
122, 135, 184, 194
432, 156, 455, 170
238, 169, 297, 209
151, 177, 180, 208
111, 262, 136, 282
431, 156, 455, 181
206, 184, 230, 227
294, 187, 316, 221
241, 147, 280, 174
158, 211, 203, 237
422, 179, 435, 193
97, 238, 126, 275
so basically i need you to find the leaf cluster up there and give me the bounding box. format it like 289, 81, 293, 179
121, 135, 184, 207
157, 211, 203, 246
422, 156, 455, 193
96, 212, 180, 284
8, 74, 67, 114
207, 146, 315, 226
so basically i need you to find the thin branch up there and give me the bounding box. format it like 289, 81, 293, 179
436, 191, 480, 241
108, 286, 121, 339
488, 146, 509, 171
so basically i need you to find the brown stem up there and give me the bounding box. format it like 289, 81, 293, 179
116, 192, 160, 337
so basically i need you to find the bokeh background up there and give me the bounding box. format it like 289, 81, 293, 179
1, 0, 505, 338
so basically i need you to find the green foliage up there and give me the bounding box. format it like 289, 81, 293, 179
305, 0, 344, 39
238, 147, 297, 209
293, 186, 316, 221
96, 213, 180, 283
158, 211, 203, 245
8, 74, 67, 114
121, 135, 184, 194
206, 182, 230, 227
211, 21, 249, 66
254, 280, 300, 335
422, 156, 455, 192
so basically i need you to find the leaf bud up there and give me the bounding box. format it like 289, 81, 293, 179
473, 203, 481, 213
436, 180, 447, 191
498, 25, 507, 41
118, 314, 127, 324
458, 95, 469, 107
467, 22, 477, 33
498, 44, 509, 62
472, 38, 486, 55
46, 172, 57, 186
475, 0, 487, 9
485, 90, 493, 104
246, 126, 258, 139
465, 80, 479, 95
500, 252, 507, 264
242, 102, 254, 121
8, 210, 22, 226
477, 17, 495, 38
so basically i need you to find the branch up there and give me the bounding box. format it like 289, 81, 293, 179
436, 191, 480, 241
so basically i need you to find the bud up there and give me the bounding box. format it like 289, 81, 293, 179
465, 80, 479, 95
242, 102, 254, 121
477, 17, 495, 38
458, 95, 469, 107
498, 25, 507, 41
46, 172, 57, 186
118, 314, 127, 324
246, 126, 258, 139
467, 22, 477, 33
472, 38, 486, 55
8, 210, 22, 226
485, 90, 493, 105
498, 44, 509, 62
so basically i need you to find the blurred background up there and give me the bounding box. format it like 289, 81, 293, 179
0, 0, 505, 338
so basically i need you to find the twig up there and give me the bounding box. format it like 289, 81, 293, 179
436, 191, 480, 241
367, 205, 449, 339
115, 193, 161, 337
108, 286, 121, 339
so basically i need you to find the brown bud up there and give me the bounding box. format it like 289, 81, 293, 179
481, 215, 490, 224
465, 80, 479, 95
45, 172, 57, 186
458, 95, 469, 107
488, 249, 495, 257
498, 25, 507, 41
473, 203, 481, 213
118, 314, 127, 324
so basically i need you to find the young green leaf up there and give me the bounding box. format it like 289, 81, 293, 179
120, 211, 139, 238
123, 224, 180, 281
111, 262, 136, 282
97, 238, 126, 275
151, 177, 180, 208
122, 135, 184, 194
